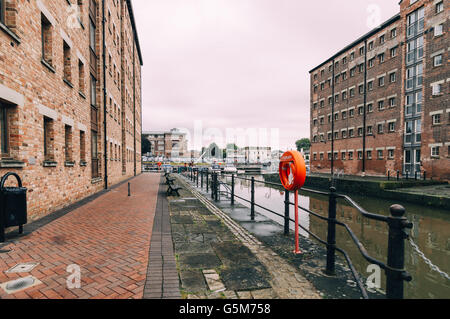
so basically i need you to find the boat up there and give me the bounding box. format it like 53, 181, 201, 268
223, 164, 237, 173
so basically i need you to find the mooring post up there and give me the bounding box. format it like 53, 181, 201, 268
284, 190, 290, 236
325, 187, 337, 276
231, 174, 235, 205
250, 177, 255, 221
386, 205, 413, 299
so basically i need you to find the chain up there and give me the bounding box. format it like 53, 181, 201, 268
408, 237, 450, 281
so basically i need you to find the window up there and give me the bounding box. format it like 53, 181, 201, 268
433, 54, 443, 67
367, 126, 373, 135
350, 52, 355, 61
368, 41, 374, 50
378, 53, 385, 64
388, 149, 394, 159
359, 84, 364, 95
0, 104, 7, 155
378, 76, 385, 87
431, 146, 440, 157
390, 47, 398, 58
342, 57, 347, 64
367, 151, 372, 160
64, 125, 73, 162
390, 72, 396, 83
342, 111, 347, 119
44, 117, 54, 161
434, 23, 443, 36
90, 74, 97, 106
342, 72, 347, 81
350, 67, 356, 77
91, 130, 99, 178
41, 14, 53, 65
349, 129, 354, 137
341, 152, 346, 160
359, 63, 364, 73
78, 60, 85, 93
349, 109, 354, 118
388, 122, 396, 132
320, 153, 324, 161
367, 103, 373, 113
368, 81, 373, 91
358, 106, 364, 115
377, 150, 383, 160
378, 101, 385, 110
432, 114, 441, 125
358, 151, 363, 160
342, 91, 347, 100
432, 83, 442, 95
0, 0, 4, 25
391, 28, 397, 38
358, 127, 363, 136
348, 151, 354, 160
359, 47, 365, 56
80, 131, 86, 162
89, 17, 96, 52
378, 124, 384, 134
379, 35, 385, 44
436, 1, 443, 14
342, 130, 347, 139
389, 97, 396, 107
63, 41, 72, 83
350, 88, 355, 97
368, 58, 374, 68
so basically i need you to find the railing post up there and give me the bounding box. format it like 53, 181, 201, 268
325, 187, 337, 276
284, 191, 290, 236
406, 171, 409, 180
211, 173, 215, 199
388, 170, 390, 181
196, 170, 199, 187
423, 171, 426, 181
397, 171, 400, 181
231, 174, 235, 205
206, 172, 209, 192
250, 177, 255, 221
201, 171, 204, 189
386, 205, 413, 299
214, 173, 219, 202
414, 171, 418, 180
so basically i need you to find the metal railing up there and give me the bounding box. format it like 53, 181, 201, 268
182, 168, 414, 299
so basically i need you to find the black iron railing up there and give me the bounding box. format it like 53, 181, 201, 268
181, 168, 413, 299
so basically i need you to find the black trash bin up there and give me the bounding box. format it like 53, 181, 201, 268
0, 172, 27, 243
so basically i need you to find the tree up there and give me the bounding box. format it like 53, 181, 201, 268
142, 135, 151, 155
295, 138, 311, 152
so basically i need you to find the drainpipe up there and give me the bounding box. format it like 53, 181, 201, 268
362, 39, 368, 174
133, 40, 136, 176
102, 0, 108, 189
331, 59, 335, 178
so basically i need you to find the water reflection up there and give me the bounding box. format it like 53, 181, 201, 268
221, 175, 450, 299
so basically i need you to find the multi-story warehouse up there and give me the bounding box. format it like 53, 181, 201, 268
0, 0, 143, 220
309, 0, 449, 180
143, 129, 189, 159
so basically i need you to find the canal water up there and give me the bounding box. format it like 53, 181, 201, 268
219, 174, 450, 299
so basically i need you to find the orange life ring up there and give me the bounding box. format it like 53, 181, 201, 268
279, 150, 306, 191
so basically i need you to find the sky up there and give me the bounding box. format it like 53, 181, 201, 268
133, 0, 399, 151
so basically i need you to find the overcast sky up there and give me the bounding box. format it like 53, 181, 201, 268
133, 0, 399, 151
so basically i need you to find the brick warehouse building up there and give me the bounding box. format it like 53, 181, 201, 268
0, 0, 142, 220
309, 0, 449, 180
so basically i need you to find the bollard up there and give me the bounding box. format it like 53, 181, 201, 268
423, 171, 426, 181
250, 177, 255, 221
284, 191, 290, 236
397, 171, 400, 181
325, 187, 337, 276
386, 205, 413, 299
388, 170, 390, 181
231, 174, 235, 205
128, 183, 131, 197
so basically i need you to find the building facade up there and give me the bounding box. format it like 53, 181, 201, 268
143, 129, 189, 159
0, 0, 143, 220
310, 0, 449, 180
243, 147, 272, 164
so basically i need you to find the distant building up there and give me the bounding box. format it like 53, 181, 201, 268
310, 0, 449, 180
243, 147, 272, 164
143, 129, 188, 159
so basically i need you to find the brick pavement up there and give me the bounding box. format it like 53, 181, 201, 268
0, 173, 160, 299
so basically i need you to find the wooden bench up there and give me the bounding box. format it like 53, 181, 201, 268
167, 184, 182, 196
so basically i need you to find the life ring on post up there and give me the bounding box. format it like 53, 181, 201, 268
279, 151, 306, 191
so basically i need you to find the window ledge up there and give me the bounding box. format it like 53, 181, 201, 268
79, 91, 86, 99
41, 59, 56, 73
0, 160, 25, 169
0, 22, 21, 44
63, 78, 74, 88
43, 161, 58, 168
65, 161, 76, 167
91, 177, 103, 185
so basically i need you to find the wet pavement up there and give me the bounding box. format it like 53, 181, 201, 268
178, 173, 385, 299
